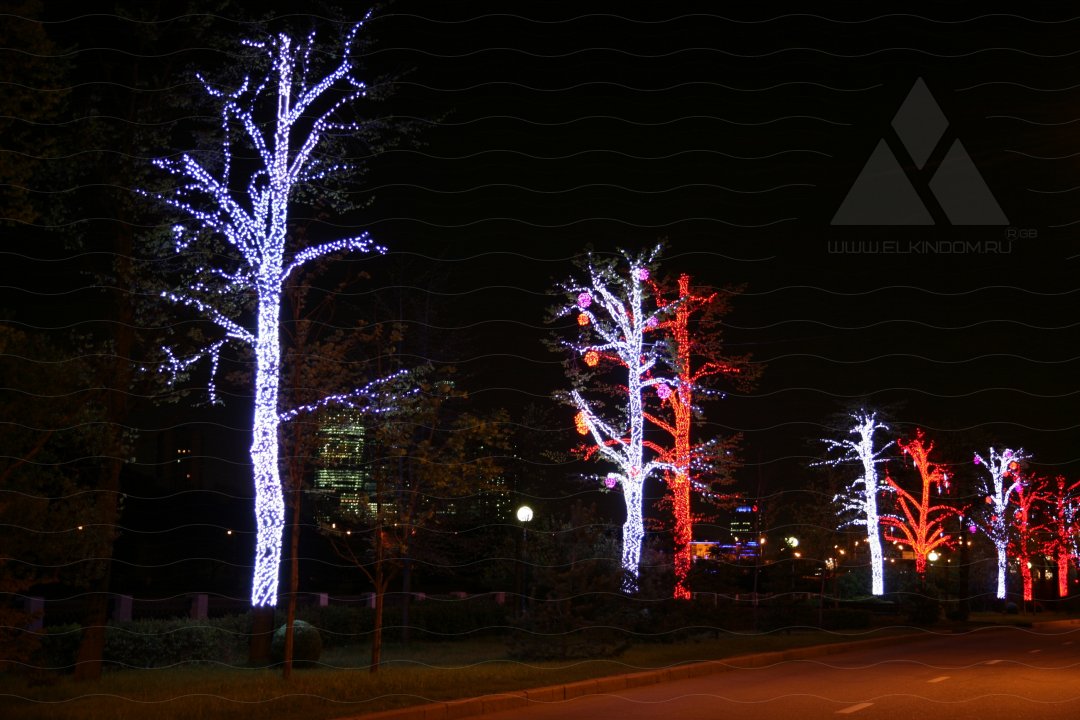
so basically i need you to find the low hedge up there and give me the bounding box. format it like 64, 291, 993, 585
102, 614, 251, 669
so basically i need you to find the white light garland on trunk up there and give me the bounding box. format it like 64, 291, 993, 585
558, 248, 670, 592
147, 13, 401, 607
973, 447, 1029, 600
817, 411, 891, 596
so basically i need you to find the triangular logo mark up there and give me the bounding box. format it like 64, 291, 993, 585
928, 140, 1008, 225
831, 78, 1007, 226
832, 140, 934, 225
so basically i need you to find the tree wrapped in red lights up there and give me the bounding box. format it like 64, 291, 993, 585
879, 429, 956, 579
1044, 475, 1080, 598
1006, 476, 1052, 603
642, 274, 755, 599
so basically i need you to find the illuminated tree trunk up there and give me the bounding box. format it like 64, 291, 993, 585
860, 452, 885, 596
668, 276, 694, 600
1058, 554, 1070, 598
996, 552, 1008, 600
251, 293, 286, 607
973, 448, 1028, 601
1016, 502, 1034, 604
645, 273, 746, 600
621, 478, 645, 585
668, 467, 692, 600
818, 412, 892, 597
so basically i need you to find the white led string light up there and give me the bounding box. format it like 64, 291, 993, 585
558, 248, 670, 592
817, 411, 891, 596
147, 14, 393, 607
973, 447, 1029, 600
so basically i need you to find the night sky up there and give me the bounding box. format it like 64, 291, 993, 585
3, 2, 1080, 593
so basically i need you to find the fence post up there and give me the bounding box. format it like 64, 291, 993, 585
189, 593, 208, 620
24, 596, 43, 631
112, 594, 133, 623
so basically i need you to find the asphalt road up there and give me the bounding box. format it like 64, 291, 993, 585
475, 626, 1080, 720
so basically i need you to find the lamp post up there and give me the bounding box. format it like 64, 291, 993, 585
785, 536, 800, 593
516, 506, 533, 615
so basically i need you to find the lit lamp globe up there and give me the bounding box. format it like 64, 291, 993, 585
928, 551, 940, 562
516, 506, 534, 523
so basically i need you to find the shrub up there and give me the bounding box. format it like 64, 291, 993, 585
506, 590, 633, 660
271, 620, 322, 666
34, 623, 82, 673
103, 614, 250, 669
404, 596, 510, 640
285, 605, 372, 649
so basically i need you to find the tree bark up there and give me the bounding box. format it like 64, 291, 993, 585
74, 231, 132, 681
249, 606, 274, 664
400, 555, 412, 645
370, 529, 384, 673
282, 482, 301, 679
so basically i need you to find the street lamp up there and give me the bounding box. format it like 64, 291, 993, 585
785, 536, 799, 593
516, 506, 533, 615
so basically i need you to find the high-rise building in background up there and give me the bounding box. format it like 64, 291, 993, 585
313, 401, 510, 526
690, 501, 761, 561
314, 407, 374, 521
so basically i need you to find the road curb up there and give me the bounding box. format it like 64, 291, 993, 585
333, 631, 938, 720
1032, 618, 1080, 630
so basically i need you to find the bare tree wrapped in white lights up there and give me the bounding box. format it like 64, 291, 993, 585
972, 447, 1030, 600
554, 247, 671, 592
816, 411, 892, 596
145, 12, 412, 608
